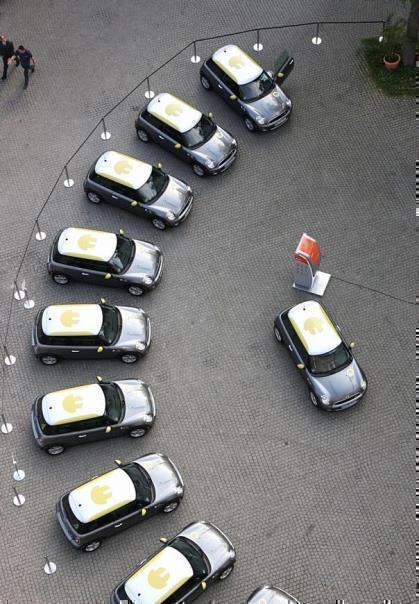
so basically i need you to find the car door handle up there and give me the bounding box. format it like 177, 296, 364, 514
81, 272, 90, 276
71, 350, 80, 353
158, 135, 164, 140
114, 522, 123, 528
218, 84, 223, 89
78, 434, 87, 438
288, 345, 293, 351
111, 194, 118, 199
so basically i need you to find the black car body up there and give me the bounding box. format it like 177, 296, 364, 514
48, 227, 163, 296
200, 44, 293, 132
135, 92, 237, 177
111, 520, 236, 603
83, 151, 193, 230
31, 378, 156, 455
247, 585, 301, 604
56, 453, 184, 552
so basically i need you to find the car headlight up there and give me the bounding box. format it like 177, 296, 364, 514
175, 486, 183, 496
142, 275, 153, 286
205, 158, 215, 169
320, 394, 330, 405
136, 341, 146, 351
285, 98, 292, 107
143, 413, 154, 423
360, 379, 367, 390
255, 115, 266, 125
165, 211, 175, 221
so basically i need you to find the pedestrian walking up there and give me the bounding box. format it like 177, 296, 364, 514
0, 34, 15, 80
10, 44, 35, 89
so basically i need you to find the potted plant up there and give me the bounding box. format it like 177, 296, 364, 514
381, 15, 406, 70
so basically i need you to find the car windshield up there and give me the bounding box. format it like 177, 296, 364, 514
100, 382, 125, 423
123, 463, 153, 506
109, 235, 134, 274
136, 167, 168, 204
239, 70, 275, 102
98, 305, 120, 345
309, 343, 352, 376
170, 537, 208, 578
181, 115, 216, 149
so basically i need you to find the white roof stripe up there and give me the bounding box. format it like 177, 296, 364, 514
95, 151, 152, 190
213, 44, 263, 85
148, 93, 202, 133
288, 301, 341, 356
42, 304, 103, 337
58, 228, 117, 263
42, 384, 106, 426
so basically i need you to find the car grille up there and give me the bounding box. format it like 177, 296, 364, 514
333, 390, 362, 406
267, 108, 290, 128
217, 147, 237, 172
177, 194, 193, 222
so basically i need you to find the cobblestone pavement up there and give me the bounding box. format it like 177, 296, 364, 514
0, 1, 413, 603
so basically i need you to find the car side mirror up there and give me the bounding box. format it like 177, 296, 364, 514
159, 537, 168, 543
349, 341, 355, 349
141, 508, 147, 517
105, 426, 112, 433
208, 112, 213, 118
297, 363, 305, 370
174, 143, 182, 150
131, 200, 138, 207
114, 459, 122, 466
100, 297, 106, 304
104, 273, 112, 280
97, 346, 104, 353
229, 94, 237, 101
157, 162, 162, 169
201, 581, 207, 591
119, 228, 125, 235
96, 375, 103, 382
276, 71, 284, 78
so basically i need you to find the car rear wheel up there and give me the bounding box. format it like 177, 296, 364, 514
274, 327, 282, 343
200, 75, 211, 90
129, 427, 147, 438
244, 117, 256, 131
86, 191, 103, 204
52, 273, 69, 285
128, 285, 144, 296
121, 353, 139, 364
309, 390, 319, 407
219, 566, 233, 580
163, 501, 179, 513
137, 129, 150, 143
192, 163, 205, 177
83, 540, 102, 553
40, 355, 59, 366
152, 218, 166, 230
46, 445, 65, 455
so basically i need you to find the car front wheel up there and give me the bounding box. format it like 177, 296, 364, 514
129, 427, 147, 438
163, 501, 179, 513
86, 191, 103, 204
309, 390, 319, 407
83, 540, 102, 553
40, 355, 59, 366
219, 566, 233, 581
128, 285, 144, 296
121, 353, 139, 364
192, 163, 205, 177
137, 128, 150, 143
52, 273, 69, 285
200, 75, 211, 90
46, 445, 65, 455
244, 117, 256, 131
152, 218, 166, 230
274, 326, 282, 343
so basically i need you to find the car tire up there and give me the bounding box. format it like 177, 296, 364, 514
46, 445, 65, 455
82, 540, 102, 553
86, 191, 103, 204
274, 326, 282, 343
52, 273, 69, 285
219, 566, 233, 581
40, 355, 59, 366
129, 427, 147, 438
152, 218, 166, 230
163, 501, 179, 513
244, 117, 256, 131
309, 390, 319, 407
137, 128, 150, 143
121, 353, 139, 364
128, 285, 144, 296
200, 75, 212, 90
192, 163, 205, 177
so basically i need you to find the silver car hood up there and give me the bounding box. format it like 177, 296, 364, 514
246, 85, 289, 120
125, 240, 161, 281
247, 586, 300, 604
116, 306, 148, 347
193, 126, 236, 165
136, 453, 183, 505
312, 359, 364, 402
116, 379, 155, 426
150, 175, 190, 217
179, 521, 235, 572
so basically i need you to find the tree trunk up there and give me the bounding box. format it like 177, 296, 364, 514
402, 0, 419, 66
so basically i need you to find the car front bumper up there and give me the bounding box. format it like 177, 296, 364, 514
56, 499, 81, 549
329, 389, 366, 411
207, 146, 238, 175
258, 105, 292, 131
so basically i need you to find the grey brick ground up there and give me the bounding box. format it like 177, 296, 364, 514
0, 1, 414, 603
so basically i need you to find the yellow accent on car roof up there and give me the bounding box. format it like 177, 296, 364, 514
42, 304, 103, 337
147, 93, 202, 133
68, 468, 136, 524
58, 228, 117, 262
95, 151, 152, 190
42, 384, 106, 427
288, 300, 341, 356
213, 44, 263, 85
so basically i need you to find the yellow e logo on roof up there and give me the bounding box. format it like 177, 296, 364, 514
78, 234, 97, 251
304, 317, 323, 335
60, 309, 80, 327
63, 394, 83, 413
91, 485, 112, 505
114, 160, 133, 175
165, 103, 183, 117
229, 55, 246, 69
148, 567, 170, 590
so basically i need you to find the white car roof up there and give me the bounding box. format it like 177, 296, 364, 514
125, 546, 194, 604
147, 93, 202, 133
69, 467, 136, 524
212, 44, 263, 85
42, 384, 106, 427
41, 304, 103, 337
288, 300, 341, 356
95, 151, 152, 190
58, 228, 117, 263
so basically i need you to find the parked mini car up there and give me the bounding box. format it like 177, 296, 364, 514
111, 520, 235, 603
31, 377, 156, 455
200, 44, 293, 132
56, 453, 184, 552
48, 227, 163, 296
32, 302, 151, 365
135, 92, 237, 177
247, 585, 301, 604
84, 151, 193, 230
274, 300, 367, 410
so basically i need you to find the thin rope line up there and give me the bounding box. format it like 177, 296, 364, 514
333, 275, 413, 305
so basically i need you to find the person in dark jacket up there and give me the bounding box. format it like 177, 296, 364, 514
10, 44, 35, 89
0, 34, 15, 80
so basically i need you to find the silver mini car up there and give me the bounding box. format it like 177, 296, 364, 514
274, 300, 367, 410
32, 302, 151, 365
111, 520, 236, 603
56, 453, 184, 552
48, 227, 163, 296
247, 585, 301, 604
31, 378, 156, 455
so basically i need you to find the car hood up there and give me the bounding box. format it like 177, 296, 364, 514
149, 175, 191, 217
193, 126, 236, 165
116, 379, 155, 425
116, 306, 148, 346
125, 240, 161, 280
246, 85, 289, 119
247, 586, 300, 604
312, 359, 365, 403
180, 521, 235, 572
136, 453, 183, 504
